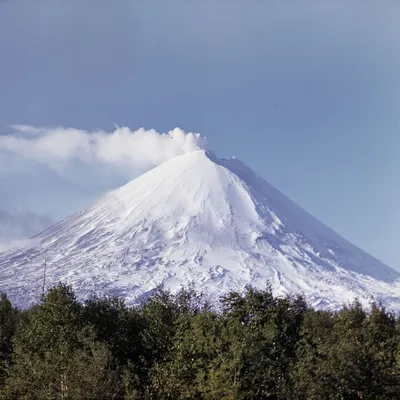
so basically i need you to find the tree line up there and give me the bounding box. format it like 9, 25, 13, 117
0, 283, 400, 399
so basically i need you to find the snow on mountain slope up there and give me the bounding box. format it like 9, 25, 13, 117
1, 150, 400, 310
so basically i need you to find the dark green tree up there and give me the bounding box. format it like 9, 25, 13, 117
0, 293, 19, 387
1, 284, 123, 399
83, 295, 143, 366
221, 286, 306, 399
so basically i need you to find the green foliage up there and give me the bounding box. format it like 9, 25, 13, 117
1, 284, 400, 399
83, 295, 143, 366
0, 293, 19, 386
219, 287, 307, 399
292, 300, 400, 400
2, 327, 121, 400
16, 283, 83, 357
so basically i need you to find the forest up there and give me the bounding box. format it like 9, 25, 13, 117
0, 283, 400, 399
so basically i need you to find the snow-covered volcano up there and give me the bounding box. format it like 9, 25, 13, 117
1, 150, 400, 310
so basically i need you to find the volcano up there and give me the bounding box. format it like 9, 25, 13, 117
1, 150, 399, 309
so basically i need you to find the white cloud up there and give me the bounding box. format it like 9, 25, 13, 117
0, 208, 54, 252
1, 125, 208, 177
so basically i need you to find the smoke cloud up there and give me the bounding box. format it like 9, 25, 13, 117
0, 208, 54, 252
1, 125, 208, 176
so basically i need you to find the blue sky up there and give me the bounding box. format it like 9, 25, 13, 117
1, 1, 400, 268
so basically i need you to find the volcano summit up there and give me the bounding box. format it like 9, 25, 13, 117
1, 150, 399, 309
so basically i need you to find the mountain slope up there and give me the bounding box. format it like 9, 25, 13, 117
1, 150, 399, 309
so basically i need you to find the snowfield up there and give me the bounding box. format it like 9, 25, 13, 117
1, 150, 400, 310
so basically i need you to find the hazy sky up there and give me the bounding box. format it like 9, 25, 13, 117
1, 1, 400, 268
